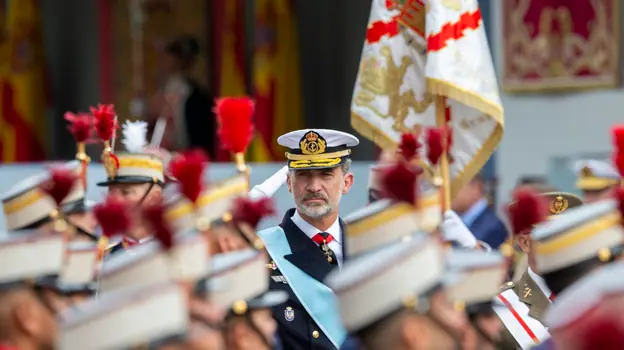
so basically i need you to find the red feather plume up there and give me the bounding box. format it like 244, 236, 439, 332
91, 104, 118, 141
612, 125, 624, 149
40, 167, 79, 206
215, 97, 255, 154
425, 127, 452, 166
399, 133, 421, 162
168, 149, 208, 203
611, 125, 624, 176
231, 197, 276, 229
142, 202, 174, 250
579, 317, 624, 350
425, 128, 443, 165
64, 112, 93, 143
93, 195, 132, 238
381, 162, 418, 205
507, 188, 547, 235
613, 186, 624, 224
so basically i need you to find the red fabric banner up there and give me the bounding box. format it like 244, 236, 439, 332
502, 0, 620, 92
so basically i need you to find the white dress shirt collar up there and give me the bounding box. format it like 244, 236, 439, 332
528, 267, 552, 298
291, 210, 341, 243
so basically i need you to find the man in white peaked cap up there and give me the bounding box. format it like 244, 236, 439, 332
257, 129, 359, 349
574, 159, 620, 203
97, 120, 166, 254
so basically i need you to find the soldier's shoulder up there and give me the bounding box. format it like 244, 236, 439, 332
500, 280, 516, 292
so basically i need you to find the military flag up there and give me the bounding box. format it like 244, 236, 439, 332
351, 0, 504, 197
0, 0, 47, 162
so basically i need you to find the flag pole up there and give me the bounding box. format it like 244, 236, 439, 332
434, 95, 452, 212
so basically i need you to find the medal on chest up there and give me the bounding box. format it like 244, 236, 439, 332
321, 240, 333, 263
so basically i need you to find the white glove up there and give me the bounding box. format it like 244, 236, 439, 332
440, 210, 478, 249
248, 166, 289, 200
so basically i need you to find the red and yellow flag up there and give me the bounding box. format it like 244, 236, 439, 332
248, 0, 303, 162
214, 0, 248, 162
0, 0, 47, 162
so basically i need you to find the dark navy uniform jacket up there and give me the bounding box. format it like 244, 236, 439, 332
268, 208, 347, 350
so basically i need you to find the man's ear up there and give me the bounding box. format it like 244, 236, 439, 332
342, 173, 354, 193
286, 173, 292, 193
516, 235, 531, 254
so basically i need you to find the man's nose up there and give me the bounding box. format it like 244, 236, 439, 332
305, 177, 323, 192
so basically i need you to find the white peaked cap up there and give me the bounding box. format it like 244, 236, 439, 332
98, 234, 209, 294
207, 249, 268, 309
544, 261, 624, 330
326, 233, 448, 332
0, 231, 66, 285
446, 249, 504, 304
59, 282, 188, 350
532, 199, 624, 275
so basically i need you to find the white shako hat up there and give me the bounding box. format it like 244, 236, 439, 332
165, 173, 249, 234
96, 120, 165, 187
325, 233, 451, 332
342, 199, 420, 257
98, 233, 209, 294
58, 281, 189, 350
574, 159, 620, 191
199, 248, 269, 309
1, 161, 84, 231
531, 198, 624, 276
35, 241, 99, 295
544, 261, 624, 330
446, 249, 505, 305
195, 249, 287, 314
0, 230, 66, 288
343, 189, 441, 257
278, 129, 359, 170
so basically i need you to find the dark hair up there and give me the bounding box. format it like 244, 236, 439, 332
165, 35, 200, 61
542, 258, 603, 295
517, 175, 547, 186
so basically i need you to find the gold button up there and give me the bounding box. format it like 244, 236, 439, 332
312, 330, 320, 339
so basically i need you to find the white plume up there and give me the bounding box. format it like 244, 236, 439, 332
121, 120, 148, 153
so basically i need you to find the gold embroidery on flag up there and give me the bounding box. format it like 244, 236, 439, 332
353, 46, 433, 133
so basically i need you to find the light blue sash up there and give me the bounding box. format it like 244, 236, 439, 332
258, 226, 347, 348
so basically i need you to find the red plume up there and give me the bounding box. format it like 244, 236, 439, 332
425, 127, 452, 166
399, 133, 421, 162
142, 202, 174, 250
507, 188, 547, 235
215, 97, 255, 154
93, 195, 132, 238
231, 197, 276, 229
91, 104, 118, 141
579, 317, 624, 350
426, 128, 443, 165
611, 125, 624, 176
64, 112, 93, 143
168, 149, 208, 203
614, 186, 624, 223
40, 167, 79, 206
381, 162, 418, 205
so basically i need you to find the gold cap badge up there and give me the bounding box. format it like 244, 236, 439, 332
299, 131, 327, 155
549, 196, 569, 215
